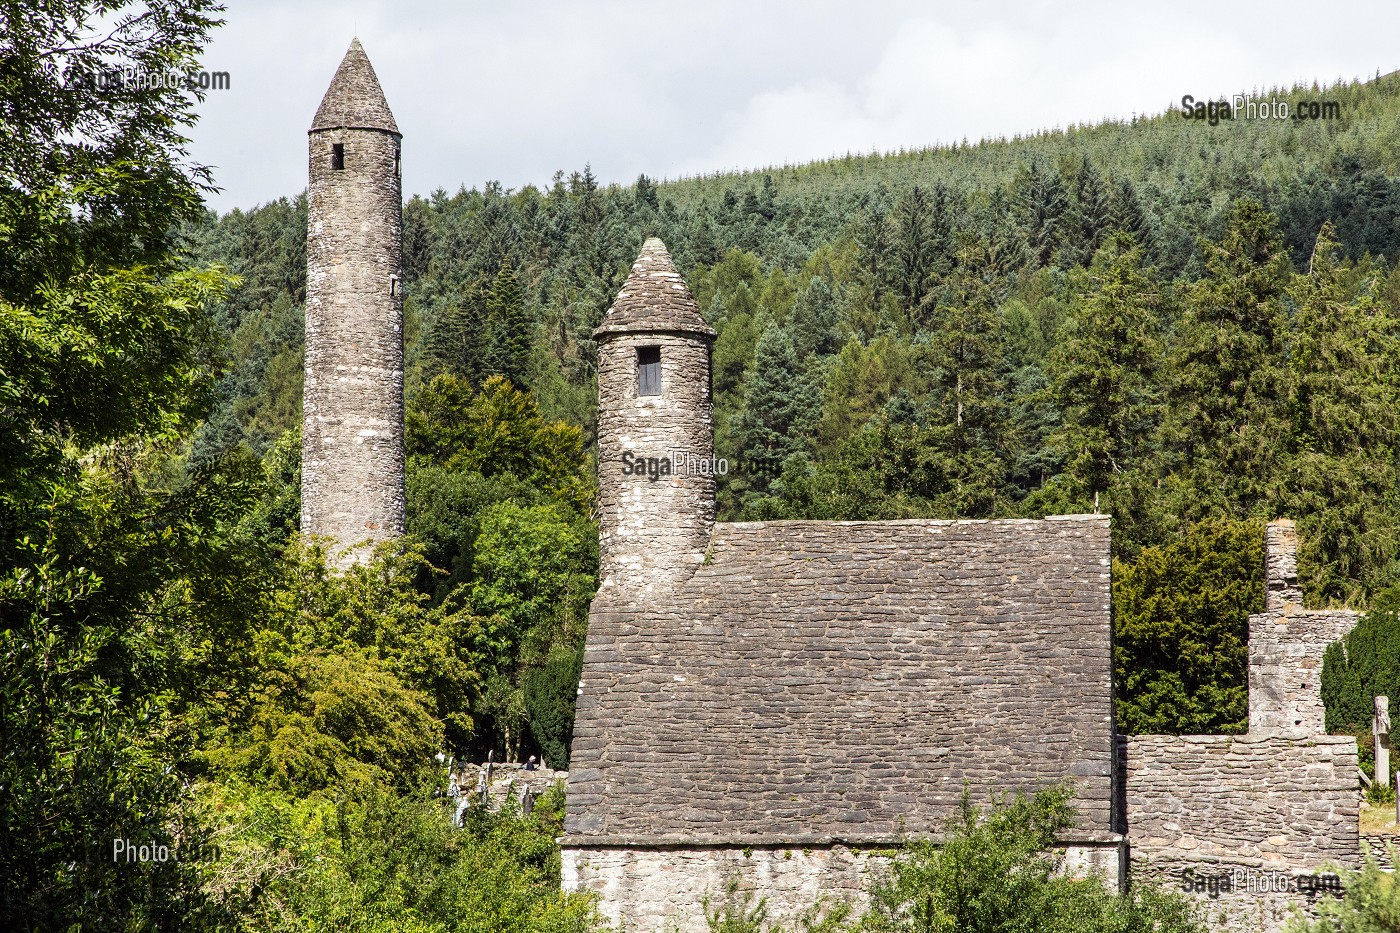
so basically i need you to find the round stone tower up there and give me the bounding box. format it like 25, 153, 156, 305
302, 38, 405, 565
595, 239, 718, 597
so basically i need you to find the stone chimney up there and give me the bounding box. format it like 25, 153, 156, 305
1264, 519, 1303, 611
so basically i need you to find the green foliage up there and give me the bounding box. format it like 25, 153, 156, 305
1113, 520, 1264, 733
200, 647, 442, 796
733, 321, 819, 497
1284, 225, 1400, 606
487, 257, 533, 388
522, 640, 584, 770
1322, 611, 1400, 741
704, 788, 1203, 933
857, 787, 1202, 933
402, 373, 596, 759
1284, 850, 1400, 933
1046, 234, 1162, 505
1159, 198, 1291, 523
203, 782, 600, 933
407, 373, 592, 510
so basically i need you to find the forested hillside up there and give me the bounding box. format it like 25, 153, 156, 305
194, 72, 1400, 740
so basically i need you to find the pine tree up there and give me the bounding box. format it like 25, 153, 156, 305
789, 275, 839, 361
1284, 223, 1400, 604
1067, 156, 1112, 264
894, 184, 935, 318
1016, 161, 1068, 267
853, 187, 896, 311
1160, 198, 1292, 521
928, 236, 1006, 452
734, 321, 819, 495
486, 258, 532, 388
1108, 177, 1151, 245
426, 280, 489, 385
1047, 234, 1162, 505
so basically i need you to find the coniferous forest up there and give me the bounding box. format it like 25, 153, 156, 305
8, 1, 1400, 930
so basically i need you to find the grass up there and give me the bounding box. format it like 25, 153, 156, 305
1359, 801, 1399, 835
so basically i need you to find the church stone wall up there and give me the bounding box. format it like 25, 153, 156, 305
1126, 734, 1358, 933
564, 844, 879, 933
563, 840, 1122, 932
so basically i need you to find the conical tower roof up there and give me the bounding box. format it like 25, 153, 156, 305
311, 38, 399, 135
594, 238, 716, 339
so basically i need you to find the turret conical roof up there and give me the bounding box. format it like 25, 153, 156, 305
311, 38, 399, 135
594, 238, 716, 339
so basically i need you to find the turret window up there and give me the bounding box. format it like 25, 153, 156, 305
637, 346, 661, 396
331, 143, 344, 170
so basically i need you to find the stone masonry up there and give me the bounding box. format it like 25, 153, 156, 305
569, 517, 1117, 841
1126, 735, 1358, 933
1250, 522, 1360, 735
301, 39, 406, 565
1125, 520, 1363, 933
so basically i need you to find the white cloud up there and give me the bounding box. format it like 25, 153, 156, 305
185, 0, 1400, 211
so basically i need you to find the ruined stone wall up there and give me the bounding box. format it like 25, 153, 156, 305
1361, 834, 1399, 869
302, 125, 405, 563
1246, 518, 1358, 735
1126, 734, 1359, 932
595, 331, 714, 597
1249, 607, 1359, 735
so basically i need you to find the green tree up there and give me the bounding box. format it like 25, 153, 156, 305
926, 236, 1006, 455
789, 275, 840, 361
734, 322, 819, 496
893, 184, 935, 317
1284, 852, 1400, 933
1065, 156, 1112, 265
1016, 161, 1068, 267
1113, 520, 1264, 733
427, 280, 490, 385
1159, 198, 1292, 522
858, 787, 1203, 933
487, 257, 532, 388
1322, 611, 1400, 740
0, 1, 256, 928
406, 373, 592, 510
1046, 235, 1162, 507
1284, 224, 1400, 605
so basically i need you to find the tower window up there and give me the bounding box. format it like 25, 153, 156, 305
394, 147, 401, 177
389, 274, 400, 297
331, 143, 344, 171
637, 346, 661, 396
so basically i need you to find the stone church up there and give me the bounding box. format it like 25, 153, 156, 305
301, 41, 1369, 933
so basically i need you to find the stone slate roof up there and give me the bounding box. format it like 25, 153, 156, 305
594, 239, 717, 339
311, 38, 400, 135
565, 515, 1116, 844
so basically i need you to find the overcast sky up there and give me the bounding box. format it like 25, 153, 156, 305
189, 0, 1400, 213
